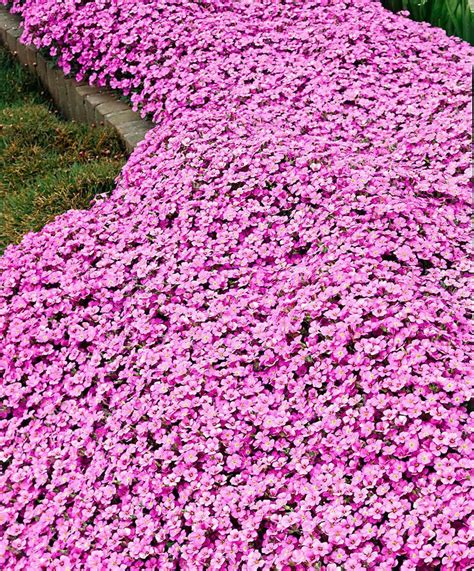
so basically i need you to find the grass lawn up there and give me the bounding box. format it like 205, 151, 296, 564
0, 47, 126, 253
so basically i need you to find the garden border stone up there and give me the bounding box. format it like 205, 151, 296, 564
0, 5, 153, 152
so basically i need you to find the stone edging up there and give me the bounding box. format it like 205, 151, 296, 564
0, 6, 153, 153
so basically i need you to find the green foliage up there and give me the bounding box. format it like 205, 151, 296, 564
382, 0, 474, 44
0, 48, 126, 252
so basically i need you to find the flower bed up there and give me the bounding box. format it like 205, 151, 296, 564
0, 1, 472, 569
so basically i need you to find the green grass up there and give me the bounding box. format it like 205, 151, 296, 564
0, 47, 126, 253
382, 0, 474, 44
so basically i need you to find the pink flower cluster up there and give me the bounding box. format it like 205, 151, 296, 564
1, 1, 473, 569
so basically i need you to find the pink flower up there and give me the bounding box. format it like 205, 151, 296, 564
226, 454, 242, 470
395, 245, 413, 262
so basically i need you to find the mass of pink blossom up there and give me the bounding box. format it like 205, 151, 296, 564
0, 0, 473, 569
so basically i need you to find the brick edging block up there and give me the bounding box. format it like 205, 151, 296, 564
0, 6, 153, 153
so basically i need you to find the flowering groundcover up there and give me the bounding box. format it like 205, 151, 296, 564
0, 1, 473, 569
